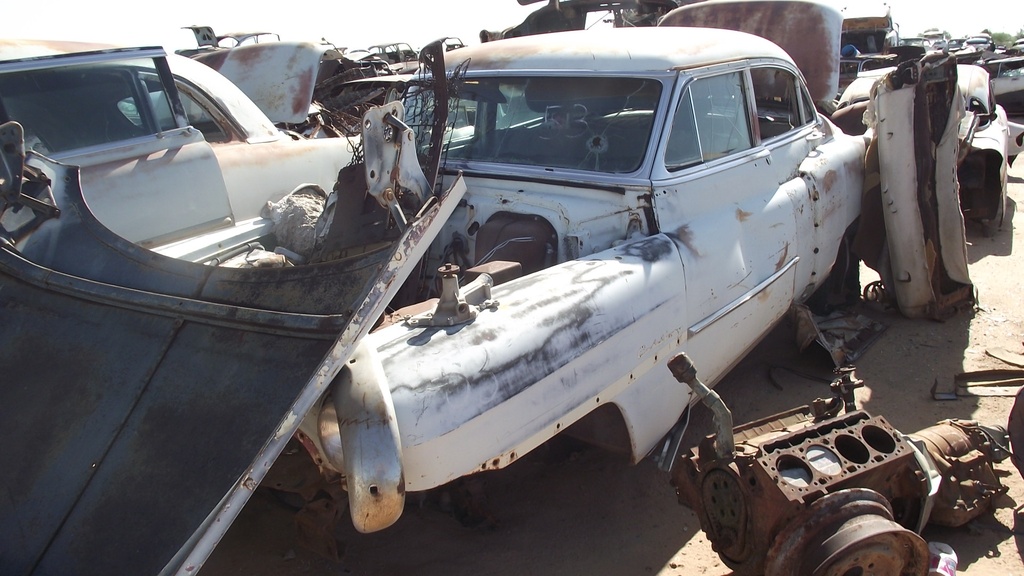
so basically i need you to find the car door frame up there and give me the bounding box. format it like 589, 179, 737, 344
649, 58, 818, 385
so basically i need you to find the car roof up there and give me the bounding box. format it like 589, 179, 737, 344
448, 27, 792, 74
0, 39, 281, 142
0, 39, 125, 61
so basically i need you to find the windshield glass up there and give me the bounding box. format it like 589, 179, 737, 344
431, 76, 662, 173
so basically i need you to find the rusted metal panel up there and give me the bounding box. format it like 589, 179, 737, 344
195, 41, 329, 125
659, 0, 843, 103
449, 27, 792, 74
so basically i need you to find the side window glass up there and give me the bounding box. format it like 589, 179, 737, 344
750, 67, 803, 140
177, 90, 230, 143
690, 72, 752, 160
0, 57, 176, 155
665, 87, 701, 170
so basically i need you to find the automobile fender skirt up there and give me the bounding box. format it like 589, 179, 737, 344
366, 233, 690, 491
331, 342, 405, 534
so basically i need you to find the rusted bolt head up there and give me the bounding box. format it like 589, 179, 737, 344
438, 263, 460, 276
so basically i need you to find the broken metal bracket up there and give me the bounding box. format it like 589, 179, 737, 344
361, 102, 431, 231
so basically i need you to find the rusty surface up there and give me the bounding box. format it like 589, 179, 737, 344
911, 420, 1010, 526
669, 361, 934, 575
764, 488, 928, 576
659, 0, 843, 103
671, 353, 1010, 574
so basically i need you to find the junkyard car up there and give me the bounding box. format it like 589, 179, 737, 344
296, 23, 867, 534
0, 40, 355, 255
982, 55, 1024, 116
0, 17, 868, 574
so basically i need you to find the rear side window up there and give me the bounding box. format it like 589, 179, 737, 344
665, 71, 753, 169
749, 67, 806, 139
0, 57, 179, 155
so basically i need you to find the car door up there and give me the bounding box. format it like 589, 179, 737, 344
0, 50, 233, 248
650, 62, 816, 384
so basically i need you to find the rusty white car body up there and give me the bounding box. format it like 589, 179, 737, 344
301, 23, 868, 533
0, 40, 355, 256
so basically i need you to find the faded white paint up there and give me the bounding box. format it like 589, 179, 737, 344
313, 26, 867, 505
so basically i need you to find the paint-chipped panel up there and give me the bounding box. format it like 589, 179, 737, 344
659, 0, 842, 102
196, 41, 328, 125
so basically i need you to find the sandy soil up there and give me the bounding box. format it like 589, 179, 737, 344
202, 162, 1024, 576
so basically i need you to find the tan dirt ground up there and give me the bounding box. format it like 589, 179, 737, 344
203, 161, 1024, 576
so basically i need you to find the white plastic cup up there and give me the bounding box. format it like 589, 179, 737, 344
928, 541, 958, 576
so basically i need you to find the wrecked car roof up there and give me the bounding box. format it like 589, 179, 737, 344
447, 27, 792, 73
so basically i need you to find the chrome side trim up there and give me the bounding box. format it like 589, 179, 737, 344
687, 256, 799, 337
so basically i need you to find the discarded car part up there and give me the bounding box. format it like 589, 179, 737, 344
791, 303, 888, 367
405, 264, 498, 327
861, 56, 974, 319
669, 362, 937, 575
669, 350, 1012, 574
667, 352, 734, 460
314, 74, 414, 137
414, 38, 452, 197
331, 341, 406, 533
956, 64, 1010, 234
193, 41, 337, 126
659, 0, 843, 104
949, 368, 1024, 397
362, 102, 431, 229
0, 118, 466, 575
765, 488, 929, 576
670, 405, 933, 572
910, 420, 1010, 526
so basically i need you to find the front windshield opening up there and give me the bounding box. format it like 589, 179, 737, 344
435, 76, 662, 173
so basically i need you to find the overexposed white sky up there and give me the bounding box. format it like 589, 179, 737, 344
6, 0, 1023, 54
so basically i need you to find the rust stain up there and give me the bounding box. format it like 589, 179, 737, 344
675, 224, 702, 258
822, 169, 838, 194
735, 207, 752, 222
291, 68, 315, 116
775, 242, 789, 272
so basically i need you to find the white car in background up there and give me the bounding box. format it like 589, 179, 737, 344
0, 40, 354, 257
